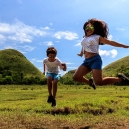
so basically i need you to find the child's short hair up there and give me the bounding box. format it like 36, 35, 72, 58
46, 47, 57, 56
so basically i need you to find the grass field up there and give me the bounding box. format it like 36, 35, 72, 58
0, 85, 129, 129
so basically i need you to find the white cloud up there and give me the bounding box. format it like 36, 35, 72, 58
67, 67, 77, 69
116, 27, 125, 31
0, 34, 6, 43
31, 58, 42, 62
42, 41, 53, 46
4, 46, 13, 49
54, 31, 78, 40
74, 39, 82, 46
0, 20, 48, 43
8, 34, 32, 43
50, 23, 53, 26
108, 34, 113, 40
2, 44, 34, 53
66, 62, 74, 64
99, 49, 117, 58
75, 42, 81, 46
42, 26, 50, 30
18, 45, 35, 52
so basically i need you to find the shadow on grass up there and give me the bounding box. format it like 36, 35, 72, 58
33, 128, 45, 129
80, 126, 90, 129
32, 126, 91, 129
43, 105, 115, 116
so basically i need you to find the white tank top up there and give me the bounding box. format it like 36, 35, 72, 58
81, 34, 100, 53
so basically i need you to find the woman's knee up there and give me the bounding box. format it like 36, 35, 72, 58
73, 74, 79, 81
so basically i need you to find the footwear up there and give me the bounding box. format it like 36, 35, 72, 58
47, 95, 53, 103
89, 77, 96, 90
118, 73, 129, 83
51, 99, 56, 107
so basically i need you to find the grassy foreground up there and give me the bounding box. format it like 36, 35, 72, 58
0, 85, 129, 129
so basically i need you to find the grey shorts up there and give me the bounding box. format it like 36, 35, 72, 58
81, 54, 102, 70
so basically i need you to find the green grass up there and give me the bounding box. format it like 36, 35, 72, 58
0, 85, 129, 129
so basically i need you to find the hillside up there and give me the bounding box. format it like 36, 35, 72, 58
102, 55, 129, 77
62, 55, 129, 84
0, 49, 45, 84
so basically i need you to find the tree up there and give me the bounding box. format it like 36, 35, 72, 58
4, 76, 13, 84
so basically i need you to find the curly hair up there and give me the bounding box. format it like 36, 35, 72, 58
46, 47, 57, 56
83, 18, 109, 38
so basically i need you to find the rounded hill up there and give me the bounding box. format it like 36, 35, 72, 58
102, 55, 129, 77
61, 55, 129, 85
0, 49, 45, 84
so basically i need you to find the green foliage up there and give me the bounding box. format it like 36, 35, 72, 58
4, 76, 13, 84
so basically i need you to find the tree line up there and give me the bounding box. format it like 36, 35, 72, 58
0, 70, 128, 85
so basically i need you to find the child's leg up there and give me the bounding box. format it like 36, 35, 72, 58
51, 79, 58, 107
47, 76, 53, 95
52, 79, 58, 99
46, 75, 53, 103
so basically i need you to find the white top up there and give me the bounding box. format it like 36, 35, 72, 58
81, 34, 100, 53
43, 57, 63, 74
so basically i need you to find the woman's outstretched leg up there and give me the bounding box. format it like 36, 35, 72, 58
92, 69, 128, 85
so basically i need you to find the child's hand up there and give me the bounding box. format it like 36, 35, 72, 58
61, 63, 67, 71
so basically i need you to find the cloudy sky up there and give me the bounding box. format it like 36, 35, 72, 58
0, 0, 129, 75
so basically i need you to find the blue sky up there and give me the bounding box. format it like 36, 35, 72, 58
0, 0, 129, 75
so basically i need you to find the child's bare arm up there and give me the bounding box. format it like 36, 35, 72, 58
43, 64, 45, 75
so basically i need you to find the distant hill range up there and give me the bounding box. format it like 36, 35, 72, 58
102, 56, 129, 77
0, 49, 45, 84
0, 48, 129, 85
